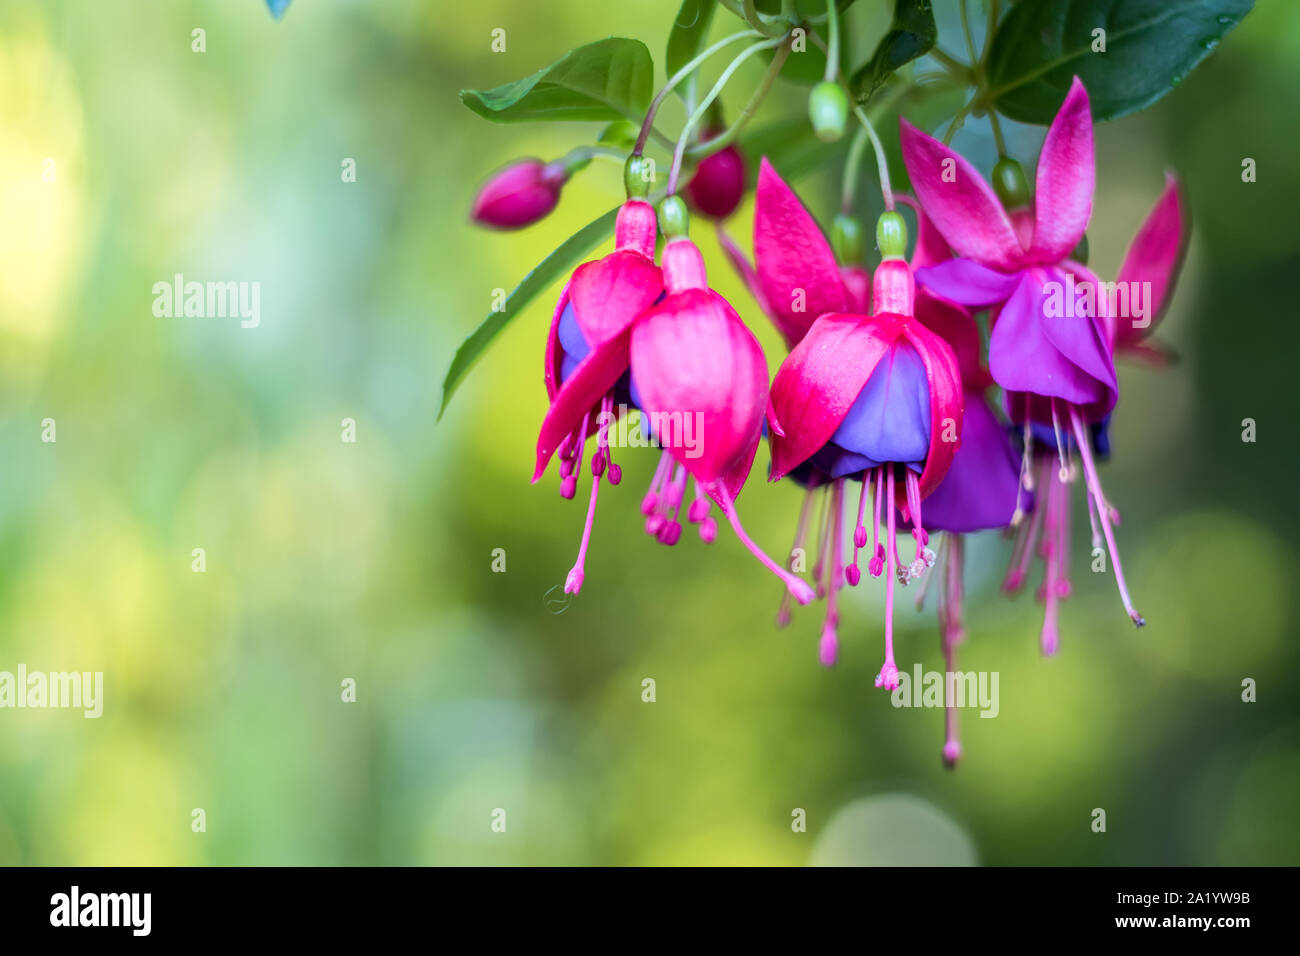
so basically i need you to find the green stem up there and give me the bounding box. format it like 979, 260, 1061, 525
633, 30, 762, 156
686, 34, 792, 159
943, 94, 978, 145
851, 106, 894, 211
742, 0, 790, 37
840, 125, 869, 212
929, 47, 971, 78
987, 108, 1007, 156
981, 0, 1000, 63
824, 0, 840, 83
669, 35, 789, 194
960, 0, 978, 64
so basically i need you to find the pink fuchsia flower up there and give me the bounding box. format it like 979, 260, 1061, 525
630, 200, 813, 606
533, 194, 663, 591
533, 186, 813, 607
768, 219, 963, 688
902, 77, 1146, 631
1111, 174, 1189, 364
471, 158, 569, 230
684, 129, 747, 221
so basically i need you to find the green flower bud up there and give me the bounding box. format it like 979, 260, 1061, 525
992, 156, 1030, 210
876, 211, 908, 261
624, 155, 653, 200
808, 81, 849, 144
832, 214, 865, 265
658, 195, 690, 240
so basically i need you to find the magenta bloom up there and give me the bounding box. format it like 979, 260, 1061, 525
902, 76, 1150, 631
684, 129, 746, 221
471, 158, 568, 230
768, 257, 963, 688
534, 200, 812, 606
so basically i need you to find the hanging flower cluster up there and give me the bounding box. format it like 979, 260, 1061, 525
452, 0, 1225, 766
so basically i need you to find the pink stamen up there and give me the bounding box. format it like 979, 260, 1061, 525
560, 411, 590, 499
821, 480, 845, 666
1003, 477, 1045, 594
641, 450, 672, 516
1039, 460, 1061, 655
941, 533, 965, 768
849, 476, 870, 584
869, 468, 885, 577
875, 468, 901, 690
564, 403, 610, 595
777, 487, 817, 627
1069, 405, 1144, 626
717, 485, 815, 606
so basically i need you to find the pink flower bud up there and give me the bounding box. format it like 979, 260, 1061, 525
471, 159, 566, 230
684, 130, 746, 221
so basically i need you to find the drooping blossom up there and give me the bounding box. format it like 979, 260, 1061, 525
533, 185, 812, 606
471, 158, 570, 230
1002, 175, 1188, 652
901, 76, 1145, 629
768, 220, 963, 689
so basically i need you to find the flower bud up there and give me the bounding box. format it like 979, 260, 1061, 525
876, 211, 908, 260
470, 158, 567, 230
684, 129, 746, 221
831, 214, 865, 264
658, 195, 690, 241
992, 156, 1030, 210
808, 81, 848, 143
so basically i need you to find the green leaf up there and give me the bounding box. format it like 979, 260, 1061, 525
438, 208, 620, 419
460, 38, 654, 124
597, 120, 640, 149
666, 0, 717, 103
986, 0, 1254, 124
850, 0, 937, 104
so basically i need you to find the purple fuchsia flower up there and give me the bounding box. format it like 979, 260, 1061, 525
901, 76, 1146, 631
471, 158, 571, 230
533, 179, 813, 607
767, 216, 964, 689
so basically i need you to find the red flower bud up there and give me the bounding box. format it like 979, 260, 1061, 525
470, 159, 566, 230
684, 131, 746, 221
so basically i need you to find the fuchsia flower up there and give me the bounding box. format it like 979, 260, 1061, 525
767, 239, 963, 688
471, 158, 569, 230
684, 129, 747, 221
901, 76, 1147, 631
534, 188, 812, 606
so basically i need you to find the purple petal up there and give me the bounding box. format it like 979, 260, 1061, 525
916, 258, 1022, 308
919, 397, 1021, 533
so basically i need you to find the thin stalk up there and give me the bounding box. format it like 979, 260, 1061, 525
841, 125, 869, 212
633, 30, 762, 156
823, 0, 840, 83
851, 105, 894, 210
685, 34, 792, 159
669, 35, 788, 194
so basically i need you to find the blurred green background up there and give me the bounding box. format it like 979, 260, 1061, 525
1, 0, 1297, 866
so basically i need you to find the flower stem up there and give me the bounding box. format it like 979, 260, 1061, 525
823, 0, 840, 84
686, 34, 792, 160
851, 105, 894, 211
633, 30, 762, 157
668, 35, 789, 195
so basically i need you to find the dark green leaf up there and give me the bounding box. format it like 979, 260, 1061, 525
460, 38, 654, 124
850, 0, 937, 104
666, 0, 717, 103
986, 0, 1254, 124
438, 208, 620, 418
